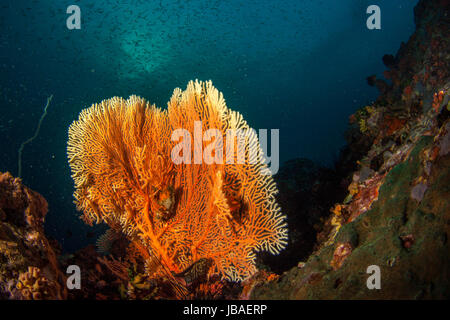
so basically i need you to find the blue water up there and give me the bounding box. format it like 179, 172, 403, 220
0, 0, 418, 252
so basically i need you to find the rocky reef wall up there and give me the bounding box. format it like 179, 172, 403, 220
0, 172, 66, 299
252, 0, 450, 299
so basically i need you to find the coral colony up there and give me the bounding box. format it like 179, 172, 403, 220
67, 80, 288, 289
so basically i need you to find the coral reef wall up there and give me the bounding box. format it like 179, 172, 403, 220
252, 0, 450, 299
0, 172, 66, 299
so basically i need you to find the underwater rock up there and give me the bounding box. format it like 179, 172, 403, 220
0, 172, 66, 300
438, 121, 450, 156
382, 54, 397, 69
259, 158, 347, 274
252, 0, 450, 300
410, 183, 427, 202
253, 133, 450, 300
59, 244, 124, 300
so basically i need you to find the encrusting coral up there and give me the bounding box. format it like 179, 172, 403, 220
15, 266, 61, 300
67, 80, 287, 283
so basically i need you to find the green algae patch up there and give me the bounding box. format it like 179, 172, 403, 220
252, 135, 450, 299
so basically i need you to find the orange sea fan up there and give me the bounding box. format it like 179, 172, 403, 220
67, 80, 287, 282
